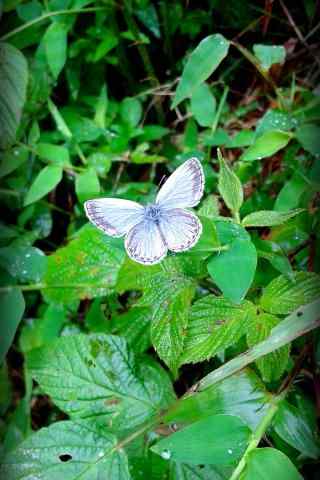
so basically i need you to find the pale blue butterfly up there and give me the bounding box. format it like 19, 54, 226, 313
84, 158, 204, 265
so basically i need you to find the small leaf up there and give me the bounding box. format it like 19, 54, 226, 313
207, 238, 257, 304
247, 313, 289, 382
274, 174, 308, 212
27, 334, 174, 430
0, 288, 25, 364
295, 123, 320, 156
253, 44, 286, 70
242, 209, 303, 227
172, 34, 230, 108
218, 150, 243, 214
151, 414, 250, 465
120, 97, 142, 127
190, 82, 216, 127
36, 143, 70, 166
94, 84, 108, 129
75, 167, 100, 203
24, 165, 63, 206
242, 448, 303, 480
260, 272, 320, 315
43, 22, 68, 78
0, 43, 28, 149
241, 130, 292, 161
198, 195, 219, 218
48, 98, 73, 139
0, 419, 131, 480
0, 246, 47, 283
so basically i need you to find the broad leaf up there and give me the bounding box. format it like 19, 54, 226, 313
295, 123, 320, 156
254, 238, 293, 280
256, 110, 297, 137
247, 313, 289, 382
180, 296, 256, 364
152, 414, 250, 465
43, 225, 125, 304
75, 167, 100, 202
242, 209, 303, 227
0, 419, 130, 480
241, 448, 302, 480
36, 143, 70, 166
253, 44, 286, 70
260, 272, 320, 315
190, 82, 216, 127
0, 288, 25, 364
120, 97, 142, 127
113, 307, 152, 354
24, 165, 63, 206
27, 334, 175, 431
0, 146, 29, 178
172, 34, 230, 108
274, 174, 307, 212
0, 246, 47, 283
0, 43, 28, 149
43, 22, 68, 79
218, 150, 243, 215
241, 130, 292, 162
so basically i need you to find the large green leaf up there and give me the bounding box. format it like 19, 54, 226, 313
170, 463, 228, 480
218, 150, 243, 215
207, 238, 257, 304
43, 225, 125, 304
0, 419, 130, 480
27, 334, 174, 431
43, 22, 68, 79
241, 130, 292, 162
241, 448, 302, 480
242, 209, 303, 227
190, 82, 216, 127
172, 34, 230, 108
247, 313, 289, 382
0, 43, 28, 149
260, 272, 320, 315
180, 296, 256, 364
152, 414, 250, 465
0, 288, 25, 364
113, 307, 152, 355
24, 165, 63, 206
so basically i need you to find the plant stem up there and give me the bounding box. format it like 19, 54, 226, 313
1, 7, 109, 41
229, 395, 282, 480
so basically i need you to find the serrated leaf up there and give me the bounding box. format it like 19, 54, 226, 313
136, 266, 195, 372
113, 307, 152, 354
207, 238, 257, 304
27, 334, 175, 431
0, 419, 130, 480
218, 150, 243, 214
24, 165, 63, 206
190, 82, 216, 127
43, 225, 125, 304
242, 209, 303, 227
247, 313, 289, 382
180, 296, 256, 364
0, 43, 28, 149
172, 34, 230, 108
75, 167, 100, 202
43, 22, 68, 79
0, 288, 25, 364
260, 272, 320, 315
241, 130, 292, 162
151, 414, 250, 465
253, 44, 286, 70
242, 448, 303, 480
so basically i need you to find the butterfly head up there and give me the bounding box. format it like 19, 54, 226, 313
144, 204, 162, 223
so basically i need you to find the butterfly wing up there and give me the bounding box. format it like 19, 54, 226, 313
125, 220, 167, 265
84, 198, 144, 237
156, 157, 204, 210
159, 208, 202, 252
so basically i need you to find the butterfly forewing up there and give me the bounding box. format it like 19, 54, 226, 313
156, 157, 204, 210
84, 199, 144, 237
125, 220, 167, 265
159, 208, 202, 252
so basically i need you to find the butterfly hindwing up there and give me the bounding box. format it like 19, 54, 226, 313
159, 208, 202, 252
125, 220, 167, 265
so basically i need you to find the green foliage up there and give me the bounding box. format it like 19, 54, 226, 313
1, 2, 320, 479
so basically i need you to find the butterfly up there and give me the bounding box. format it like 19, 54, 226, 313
84, 157, 205, 265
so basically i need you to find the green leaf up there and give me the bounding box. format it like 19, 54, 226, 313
254, 239, 293, 280
184, 216, 219, 258
170, 463, 228, 480
253, 44, 286, 70
48, 98, 73, 139
164, 370, 269, 431
181, 296, 256, 364
218, 150, 243, 214
295, 123, 320, 156
0, 288, 25, 364
0, 419, 131, 480
87, 152, 112, 177
227, 130, 255, 148
151, 414, 250, 465
24, 165, 63, 206
199, 299, 320, 390
274, 174, 308, 212
172, 34, 230, 108
207, 238, 257, 304
241, 448, 303, 480
136, 266, 195, 372
36, 143, 70, 166
0, 43, 28, 149
241, 130, 292, 162
43, 22, 68, 79
120, 97, 142, 127
273, 401, 320, 459
190, 82, 216, 127
260, 272, 320, 315
27, 334, 174, 430
242, 209, 303, 227
94, 84, 108, 129
113, 307, 152, 354
255, 110, 297, 137
247, 313, 289, 382
198, 195, 219, 219
75, 168, 100, 203
0, 146, 29, 178
43, 225, 125, 304
0, 246, 47, 283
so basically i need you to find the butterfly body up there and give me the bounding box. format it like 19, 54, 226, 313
85, 158, 204, 265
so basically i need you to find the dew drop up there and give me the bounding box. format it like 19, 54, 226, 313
161, 449, 172, 460
228, 449, 233, 454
